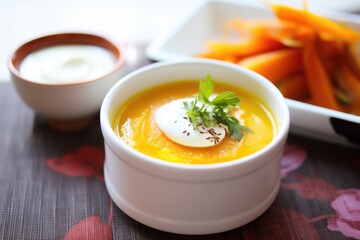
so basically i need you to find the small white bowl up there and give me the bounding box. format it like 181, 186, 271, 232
9, 33, 126, 131
100, 59, 289, 234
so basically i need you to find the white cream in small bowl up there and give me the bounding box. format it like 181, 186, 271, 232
9, 33, 126, 131
100, 60, 290, 234
19, 44, 115, 84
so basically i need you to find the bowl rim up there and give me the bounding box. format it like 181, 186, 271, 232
8, 32, 127, 87
100, 59, 290, 172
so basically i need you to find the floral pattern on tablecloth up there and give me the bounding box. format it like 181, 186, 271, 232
279, 143, 360, 239
46, 145, 104, 180
44, 142, 360, 239
328, 189, 360, 239
46, 145, 112, 240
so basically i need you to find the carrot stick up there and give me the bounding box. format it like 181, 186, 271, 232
271, 4, 360, 43
277, 74, 308, 100
207, 24, 285, 56
302, 43, 342, 111
224, 18, 280, 37
317, 39, 343, 76
267, 22, 315, 47
207, 37, 284, 56
238, 48, 303, 84
344, 44, 360, 78
337, 63, 360, 114
197, 51, 242, 63
337, 62, 360, 99
225, 18, 315, 47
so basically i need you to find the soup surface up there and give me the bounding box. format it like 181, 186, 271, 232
113, 81, 276, 164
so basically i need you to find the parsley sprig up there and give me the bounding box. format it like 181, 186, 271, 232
183, 75, 250, 141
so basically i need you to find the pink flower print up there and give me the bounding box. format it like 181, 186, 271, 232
47, 145, 104, 180
281, 144, 307, 178
63, 216, 112, 240
63, 201, 113, 240
282, 175, 339, 200
328, 189, 360, 239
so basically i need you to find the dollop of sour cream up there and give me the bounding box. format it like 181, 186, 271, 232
155, 98, 227, 148
19, 44, 115, 84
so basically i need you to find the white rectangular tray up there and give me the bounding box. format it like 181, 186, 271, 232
146, 0, 360, 147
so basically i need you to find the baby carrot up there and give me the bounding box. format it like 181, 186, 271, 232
303, 42, 342, 111
277, 74, 308, 100
271, 4, 360, 43
238, 48, 303, 84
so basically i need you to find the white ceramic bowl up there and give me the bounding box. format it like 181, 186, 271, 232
100, 59, 290, 234
9, 33, 126, 131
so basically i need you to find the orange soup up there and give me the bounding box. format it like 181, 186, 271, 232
113, 81, 276, 164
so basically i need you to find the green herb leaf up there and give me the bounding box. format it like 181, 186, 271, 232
183, 75, 250, 141
224, 116, 251, 141
183, 100, 199, 124
211, 91, 240, 107
198, 74, 214, 103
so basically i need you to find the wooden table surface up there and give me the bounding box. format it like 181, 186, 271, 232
1, 46, 360, 240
